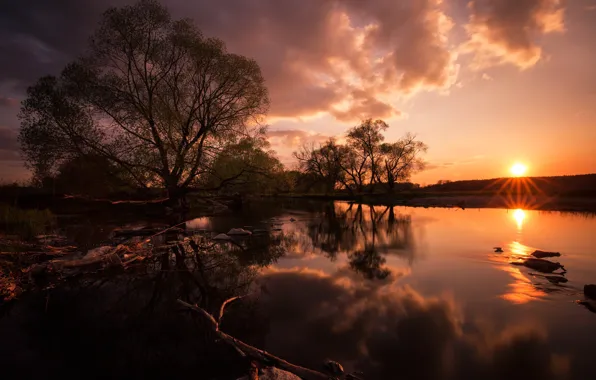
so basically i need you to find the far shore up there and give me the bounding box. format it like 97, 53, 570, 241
275, 193, 596, 213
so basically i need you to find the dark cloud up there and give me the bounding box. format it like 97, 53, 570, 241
0, 0, 124, 92
463, 0, 566, 69
252, 267, 569, 380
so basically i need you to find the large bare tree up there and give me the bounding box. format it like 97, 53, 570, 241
19, 0, 269, 206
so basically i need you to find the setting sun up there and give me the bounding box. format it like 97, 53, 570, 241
510, 163, 528, 177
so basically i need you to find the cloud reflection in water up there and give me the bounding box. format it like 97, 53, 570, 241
254, 267, 568, 380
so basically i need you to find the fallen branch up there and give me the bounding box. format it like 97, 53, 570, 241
177, 299, 334, 380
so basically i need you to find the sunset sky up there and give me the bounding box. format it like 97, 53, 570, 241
1, 0, 595, 185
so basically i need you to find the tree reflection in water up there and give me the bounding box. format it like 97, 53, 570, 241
306, 202, 414, 280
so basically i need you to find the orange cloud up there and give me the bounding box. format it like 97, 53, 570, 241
198, 0, 458, 122
463, 0, 566, 69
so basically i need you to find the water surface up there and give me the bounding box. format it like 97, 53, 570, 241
190, 202, 596, 379
2, 201, 595, 379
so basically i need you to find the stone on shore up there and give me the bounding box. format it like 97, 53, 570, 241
227, 228, 252, 236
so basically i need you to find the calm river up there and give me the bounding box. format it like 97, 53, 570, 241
2, 200, 595, 379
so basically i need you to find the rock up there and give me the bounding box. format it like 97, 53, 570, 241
494, 247, 503, 253
213, 233, 232, 241
531, 250, 561, 259
323, 360, 344, 376
545, 275, 568, 284
514, 258, 565, 273
584, 284, 596, 300
227, 228, 252, 236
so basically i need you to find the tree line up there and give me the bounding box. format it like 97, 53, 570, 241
294, 119, 427, 194
17, 0, 427, 204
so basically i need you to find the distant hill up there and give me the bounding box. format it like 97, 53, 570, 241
422, 174, 596, 197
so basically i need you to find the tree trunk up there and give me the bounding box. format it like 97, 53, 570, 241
387, 179, 395, 194
167, 185, 188, 210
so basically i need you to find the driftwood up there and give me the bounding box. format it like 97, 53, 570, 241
177, 299, 334, 380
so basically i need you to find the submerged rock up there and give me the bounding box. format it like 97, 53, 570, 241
584, 284, 596, 300
512, 258, 565, 273
531, 250, 561, 259
227, 228, 252, 236
545, 275, 568, 284
494, 247, 503, 253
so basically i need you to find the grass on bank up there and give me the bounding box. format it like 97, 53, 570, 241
0, 203, 55, 239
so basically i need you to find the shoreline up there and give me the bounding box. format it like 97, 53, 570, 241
274, 194, 596, 213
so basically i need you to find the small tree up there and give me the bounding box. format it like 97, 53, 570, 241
294, 139, 345, 194
19, 0, 269, 207
379, 133, 427, 193
204, 137, 285, 195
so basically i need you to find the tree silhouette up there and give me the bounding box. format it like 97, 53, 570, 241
19, 0, 269, 207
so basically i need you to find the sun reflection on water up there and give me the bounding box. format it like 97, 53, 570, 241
512, 209, 526, 230
509, 240, 531, 258
499, 265, 547, 304
491, 241, 547, 304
